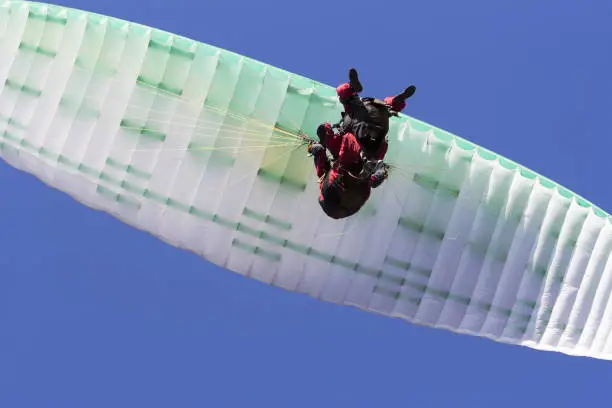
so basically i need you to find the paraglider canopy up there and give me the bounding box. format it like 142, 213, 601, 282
1, 1, 612, 361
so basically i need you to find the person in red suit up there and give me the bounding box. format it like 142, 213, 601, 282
308, 68, 416, 219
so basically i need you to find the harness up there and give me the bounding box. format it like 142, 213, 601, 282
317, 97, 396, 218
333, 96, 397, 160
318, 145, 382, 216
319, 164, 370, 219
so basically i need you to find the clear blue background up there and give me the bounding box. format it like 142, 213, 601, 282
1, 0, 612, 406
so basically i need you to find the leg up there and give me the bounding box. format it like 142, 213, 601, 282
384, 85, 416, 112
336, 82, 356, 103
336, 68, 363, 103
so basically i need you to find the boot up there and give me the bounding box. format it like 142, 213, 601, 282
348, 68, 363, 93
393, 85, 416, 104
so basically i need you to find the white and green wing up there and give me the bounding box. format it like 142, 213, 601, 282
2, 1, 612, 360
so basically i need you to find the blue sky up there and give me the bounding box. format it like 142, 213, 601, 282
1, 0, 612, 406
